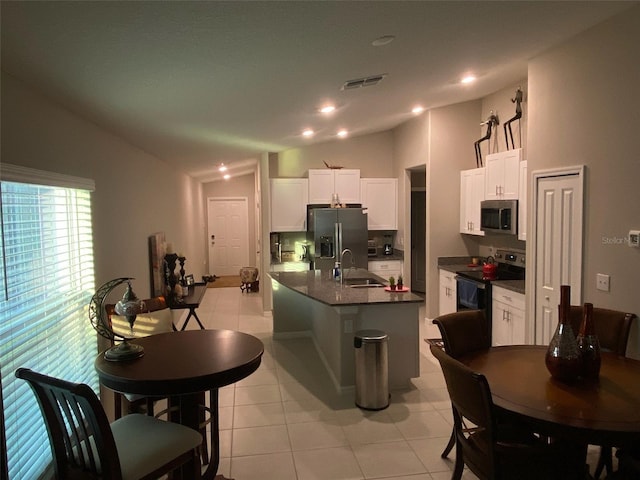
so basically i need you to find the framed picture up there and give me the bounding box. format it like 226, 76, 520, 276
148, 232, 166, 297
185, 274, 195, 286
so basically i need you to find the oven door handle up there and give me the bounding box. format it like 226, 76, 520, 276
455, 275, 486, 290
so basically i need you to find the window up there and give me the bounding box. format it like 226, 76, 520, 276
0, 164, 96, 480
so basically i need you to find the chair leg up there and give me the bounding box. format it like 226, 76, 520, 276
441, 428, 455, 458
452, 440, 464, 480
593, 446, 613, 480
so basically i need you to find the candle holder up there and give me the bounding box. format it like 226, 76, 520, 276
164, 253, 179, 301
178, 256, 186, 285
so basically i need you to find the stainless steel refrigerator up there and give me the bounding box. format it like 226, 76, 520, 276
308, 207, 368, 272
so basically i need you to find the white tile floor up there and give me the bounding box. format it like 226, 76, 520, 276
191, 286, 602, 480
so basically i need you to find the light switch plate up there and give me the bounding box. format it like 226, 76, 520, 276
596, 273, 610, 292
629, 230, 640, 247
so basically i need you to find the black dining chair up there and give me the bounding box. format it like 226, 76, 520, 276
15, 368, 202, 480
569, 306, 637, 479
431, 310, 491, 458
430, 344, 586, 480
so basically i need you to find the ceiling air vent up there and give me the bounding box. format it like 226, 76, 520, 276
342, 74, 387, 90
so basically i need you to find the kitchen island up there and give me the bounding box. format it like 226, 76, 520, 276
270, 269, 424, 392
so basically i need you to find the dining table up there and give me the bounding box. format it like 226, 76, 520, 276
460, 345, 640, 447
95, 329, 264, 480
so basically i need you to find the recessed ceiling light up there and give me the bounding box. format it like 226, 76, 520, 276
461, 75, 476, 84
337, 129, 348, 138
302, 129, 314, 137
218, 164, 227, 172
372, 35, 395, 47
412, 106, 424, 115
223, 174, 230, 180
319, 105, 335, 114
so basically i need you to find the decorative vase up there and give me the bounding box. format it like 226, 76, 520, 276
545, 285, 581, 383
577, 302, 601, 379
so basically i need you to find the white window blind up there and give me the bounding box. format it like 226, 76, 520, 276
0, 164, 97, 480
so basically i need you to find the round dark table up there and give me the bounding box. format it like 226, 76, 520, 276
95, 329, 264, 480
461, 345, 640, 446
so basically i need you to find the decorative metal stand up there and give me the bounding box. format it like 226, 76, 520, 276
164, 253, 179, 302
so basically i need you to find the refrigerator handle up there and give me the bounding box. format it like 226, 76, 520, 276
335, 222, 342, 259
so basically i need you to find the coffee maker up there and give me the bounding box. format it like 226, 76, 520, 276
383, 234, 393, 255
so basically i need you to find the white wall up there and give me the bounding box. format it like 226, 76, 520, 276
528, 6, 640, 357
1, 72, 207, 296
274, 131, 394, 178
202, 173, 257, 271
393, 101, 482, 318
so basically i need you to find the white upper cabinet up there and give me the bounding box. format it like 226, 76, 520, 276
308, 169, 360, 204
360, 178, 398, 230
485, 148, 522, 200
460, 168, 485, 236
270, 178, 309, 232
518, 160, 528, 241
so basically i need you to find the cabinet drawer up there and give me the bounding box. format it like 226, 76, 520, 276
492, 286, 525, 310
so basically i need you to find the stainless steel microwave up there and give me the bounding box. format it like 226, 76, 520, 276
480, 200, 518, 235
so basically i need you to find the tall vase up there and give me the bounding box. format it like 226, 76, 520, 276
545, 285, 581, 382
577, 302, 601, 379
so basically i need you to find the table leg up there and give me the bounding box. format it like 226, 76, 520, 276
169, 390, 227, 480
179, 308, 206, 331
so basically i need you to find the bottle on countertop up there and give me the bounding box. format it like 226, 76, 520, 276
333, 261, 341, 283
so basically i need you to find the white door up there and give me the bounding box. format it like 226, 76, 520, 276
207, 197, 249, 276
534, 170, 583, 344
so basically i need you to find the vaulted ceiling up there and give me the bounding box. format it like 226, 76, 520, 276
1, 1, 632, 181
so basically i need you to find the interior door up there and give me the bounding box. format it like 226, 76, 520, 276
207, 197, 249, 276
411, 190, 426, 292
534, 171, 583, 344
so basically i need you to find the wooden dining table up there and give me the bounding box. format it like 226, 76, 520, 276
461, 345, 640, 446
95, 329, 264, 480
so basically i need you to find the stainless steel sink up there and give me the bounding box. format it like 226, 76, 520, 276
343, 278, 385, 288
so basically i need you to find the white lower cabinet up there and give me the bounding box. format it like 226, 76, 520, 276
491, 286, 526, 346
369, 260, 402, 282
439, 270, 457, 316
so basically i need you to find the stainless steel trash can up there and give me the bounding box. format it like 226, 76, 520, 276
354, 329, 389, 410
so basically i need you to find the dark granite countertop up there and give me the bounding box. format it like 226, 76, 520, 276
368, 251, 404, 262
492, 280, 526, 295
438, 257, 526, 295
269, 268, 423, 307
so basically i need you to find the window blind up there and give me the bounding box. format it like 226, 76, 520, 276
0, 165, 97, 480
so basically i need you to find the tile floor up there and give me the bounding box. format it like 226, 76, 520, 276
189, 286, 602, 480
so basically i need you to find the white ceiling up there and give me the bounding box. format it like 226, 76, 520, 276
1, 1, 633, 182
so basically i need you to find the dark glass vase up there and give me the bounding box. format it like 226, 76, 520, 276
545, 285, 581, 383
577, 302, 601, 379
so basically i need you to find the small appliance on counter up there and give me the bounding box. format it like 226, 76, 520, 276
368, 240, 378, 257
383, 234, 393, 255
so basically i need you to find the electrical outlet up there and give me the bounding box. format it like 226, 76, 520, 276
629, 230, 640, 248
596, 273, 610, 292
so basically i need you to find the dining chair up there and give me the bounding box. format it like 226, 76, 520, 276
430, 344, 586, 480
1, 363, 8, 480
15, 368, 202, 480
106, 295, 174, 419
432, 310, 491, 458
569, 306, 637, 479
107, 296, 213, 465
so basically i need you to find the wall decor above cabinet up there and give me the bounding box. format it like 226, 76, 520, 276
485, 148, 522, 200
308, 169, 360, 204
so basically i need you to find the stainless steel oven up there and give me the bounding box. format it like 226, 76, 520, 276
455, 249, 526, 339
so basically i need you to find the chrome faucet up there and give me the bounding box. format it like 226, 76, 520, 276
340, 248, 355, 284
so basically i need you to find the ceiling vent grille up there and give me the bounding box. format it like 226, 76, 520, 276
342, 74, 387, 90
